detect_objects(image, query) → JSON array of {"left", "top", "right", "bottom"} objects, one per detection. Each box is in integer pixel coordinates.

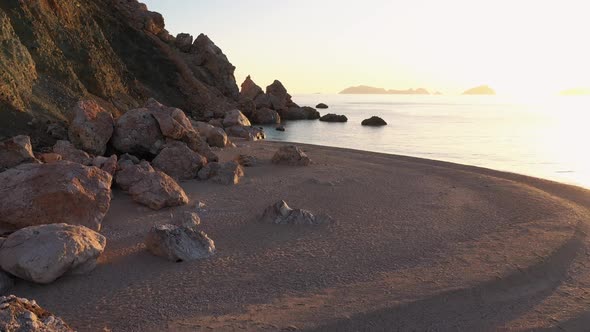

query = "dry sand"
[{"left": 10, "top": 141, "right": 590, "bottom": 331}]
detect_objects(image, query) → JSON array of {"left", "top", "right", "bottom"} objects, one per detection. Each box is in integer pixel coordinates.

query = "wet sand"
[{"left": 10, "top": 141, "right": 590, "bottom": 331}]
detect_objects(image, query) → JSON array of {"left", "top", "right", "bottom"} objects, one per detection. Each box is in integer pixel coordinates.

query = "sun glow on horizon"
[{"left": 143, "top": 0, "right": 590, "bottom": 96}]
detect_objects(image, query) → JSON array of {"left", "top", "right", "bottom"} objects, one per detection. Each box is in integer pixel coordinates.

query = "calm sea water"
[{"left": 260, "top": 94, "right": 590, "bottom": 189}]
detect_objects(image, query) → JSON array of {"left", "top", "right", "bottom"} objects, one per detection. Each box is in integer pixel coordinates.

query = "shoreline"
[{"left": 10, "top": 140, "right": 590, "bottom": 331}]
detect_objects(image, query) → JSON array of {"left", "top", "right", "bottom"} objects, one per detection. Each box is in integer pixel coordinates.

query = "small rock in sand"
[
  {"left": 235, "top": 154, "right": 257, "bottom": 167},
  {"left": 272, "top": 145, "right": 311, "bottom": 166},
  {"left": 173, "top": 211, "right": 201, "bottom": 228},
  {"left": 0, "top": 295, "right": 74, "bottom": 331},
  {"left": 145, "top": 224, "right": 215, "bottom": 262},
  {"left": 261, "top": 200, "right": 326, "bottom": 225}
]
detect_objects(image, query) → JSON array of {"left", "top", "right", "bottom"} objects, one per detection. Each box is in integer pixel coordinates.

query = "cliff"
[
  {"left": 339, "top": 85, "right": 430, "bottom": 95},
  {"left": 0, "top": 0, "right": 238, "bottom": 146}
]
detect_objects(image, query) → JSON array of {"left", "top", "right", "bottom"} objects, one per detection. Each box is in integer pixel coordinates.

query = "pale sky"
[{"left": 142, "top": 0, "right": 590, "bottom": 95}]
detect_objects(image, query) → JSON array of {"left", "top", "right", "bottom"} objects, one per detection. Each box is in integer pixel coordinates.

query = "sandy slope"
[{"left": 10, "top": 141, "right": 590, "bottom": 331}]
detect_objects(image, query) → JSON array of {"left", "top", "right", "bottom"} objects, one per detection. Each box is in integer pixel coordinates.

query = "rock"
[
  {"left": 118, "top": 153, "right": 140, "bottom": 169},
  {"left": 0, "top": 295, "right": 74, "bottom": 331},
  {"left": 0, "top": 162, "right": 112, "bottom": 232},
  {"left": 225, "top": 126, "right": 265, "bottom": 141},
  {"left": 92, "top": 154, "right": 118, "bottom": 175},
  {"left": 266, "top": 80, "right": 291, "bottom": 111},
  {"left": 361, "top": 116, "right": 387, "bottom": 126},
  {"left": 175, "top": 33, "right": 193, "bottom": 52},
  {"left": 235, "top": 154, "right": 258, "bottom": 167},
  {"left": 46, "top": 122, "right": 68, "bottom": 140},
  {"left": 251, "top": 108, "right": 281, "bottom": 124},
  {"left": 111, "top": 108, "right": 165, "bottom": 157},
  {"left": 261, "top": 200, "right": 324, "bottom": 225},
  {"left": 198, "top": 161, "right": 244, "bottom": 185},
  {"left": 115, "top": 161, "right": 188, "bottom": 210},
  {"left": 193, "top": 121, "right": 229, "bottom": 148},
  {"left": 208, "top": 118, "right": 224, "bottom": 128},
  {"left": 152, "top": 141, "right": 206, "bottom": 180},
  {"left": 272, "top": 145, "right": 311, "bottom": 166},
  {"left": 276, "top": 125, "right": 286, "bottom": 132},
  {"left": 238, "top": 96, "right": 256, "bottom": 118},
  {"left": 144, "top": 98, "right": 196, "bottom": 142},
  {"left": 240, "top": 75, "right": 264, "bottom": 100},
  {"left": 223, "top": 110, "right": 251, "bottom": 128},
  {"left": 254, "top": 93, "right": 273, "bottom": 109},
  {"left": 52, "top": 140, "right": 92, "bottom": 165},
  {"left": 316, "top": 103, "right": 329, "bottom": 109},
  {"left": 320, "top": 113, "right": 348, "bottom": 122},
  {"left": 68, "top": 100, "right": 114, "bottom": 155},
  {"left": 0, "top": 224, "right": 106, "bottom": 284},
  {"left": 0, "top": 271, "right": 13, "bottom": 295},
  {"left": 173, "top": 211, "right": 201, "bottom": 228},
  {"left": 145, "top": 224, "right": 215, "bottom": 262},
  {"left": 280, "top": 107, "right": 320, "bottom": 120},
  {"left": 38, "top": 153, "right": 62, "bottom": 164},
  {"left": 193, "top": 141, "right": 219, "bottom": 163},
  {"left": 0, "top": 135, "right": 38, "bottom": 171}
]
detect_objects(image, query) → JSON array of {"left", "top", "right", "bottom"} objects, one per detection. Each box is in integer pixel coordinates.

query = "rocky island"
[
  {"left": 462, "top": 85, "right": 496, "bottom": 95},
  {"left": 0, "top": 1, "right": 589, "bottom": 332},
  {"left": 339, "top": 85, "right": 431, "bottom": 95}
]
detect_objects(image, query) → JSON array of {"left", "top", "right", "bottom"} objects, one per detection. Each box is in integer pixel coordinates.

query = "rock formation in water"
[
  {"left": 339, "top": 85, "right": 430, "bottom": 95},
  {"left": 0, "top": 0, "right": 239, "bottom": 147},
  {"left": 462, "top": 85, "right": 496, "bottom": 95}
]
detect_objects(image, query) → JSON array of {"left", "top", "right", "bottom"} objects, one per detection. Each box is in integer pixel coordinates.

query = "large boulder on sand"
[
  {"left": 144, "top": 98, "right": 196, "bottom": 142},
  {"left": 0, "top": 162, "right": 112, "bottom": 232},
  {"left": 250, "top": 107, "right": 281, "bottom": 124},
  {"left": 223, "top": 110, "right": 251, "bottom": 128},
  {"left": 115, "top": 161, "right": 188, "bottom": 210},
  {"left": 261, "top": 200, "right": 326, "bottom": 225},
  {"left": 193, "top": 121, "right": 229, "bottom": 148},
  {"left": 68, "top": 100, "right": 114, "bottom": 155},
  {"left": 198, "top": 161, "right": 244, "bottom": 185},
  {"left": 361, "top": 116, "right": 387, "bottom": 126},
  {"left": 272, "top": 145, "right": 311, "bottom": 166},
  {"left": 145, "top": 223, "right": 215, "bottom": 262},
  {"left": 111, "top": 107, "right": 165, "bottom": 156},
  {"left": 0, "top": 135, "right": 38, "bottom": 171},
  {"left": 53, "top": 140, "right": 92, "bottom": 165},
  {"left": 0, "top": 295, "right": 74, "bottom": 331},
  {"left": 225, "top": 126, "right": 265, "bottom": 141},
  {"left": 152, "top": 141, "right": 206, "bottom": 180},
  {"left": 320, "top": 113, "right": 348, "bottom": 122},
  {"left": 0, "top": 224, "right": 106, "bottom": 284}
]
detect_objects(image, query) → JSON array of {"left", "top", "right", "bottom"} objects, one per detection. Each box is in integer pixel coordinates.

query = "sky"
[{"left": 142, "top": 0, "right": 590, "bottom": 95}]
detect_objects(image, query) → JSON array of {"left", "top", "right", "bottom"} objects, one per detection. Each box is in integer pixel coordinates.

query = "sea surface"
[{"left": 260, "top": 94, "right": 590, "bottom": 189}]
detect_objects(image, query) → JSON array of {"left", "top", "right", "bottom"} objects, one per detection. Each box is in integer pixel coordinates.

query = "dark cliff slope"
[{"left": 0, "top": 0, "right": 238, "bottom": 145}]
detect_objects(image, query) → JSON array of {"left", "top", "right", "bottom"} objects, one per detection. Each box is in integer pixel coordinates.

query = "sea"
[{"left": 260, "top": 94, "right": 590, "bottom": 189}]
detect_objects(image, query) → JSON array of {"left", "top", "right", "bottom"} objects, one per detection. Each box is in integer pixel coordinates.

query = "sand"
[{"left": 10, "top": 141, "right": 590, "bottom": 331}]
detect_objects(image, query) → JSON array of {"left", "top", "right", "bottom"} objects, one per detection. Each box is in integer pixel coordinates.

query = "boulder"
[
  {"left": 144, "top": 98, "right": 196, "bottom": 142},
  {"left": 280, "top": 106, "right": 320, "bottom": 120},
  {"left": 118, "top": 153, "right": 140, "bottom": 168},
  {"left": 38, "top": 153, "right": 62, "bottom": 164},
  {"left": 92, "top": 155, "right": 118, "bottom": 175},
  {"left": 320, "top": 113, "right": 348, "bottom": 122},
  {"left": 240, "top": 75, "right": 264, "bottom": 100},
  {"left": 251, "top": 108, "right": 281, "bottom": 124},
  {"left": 361, "top": 116, "right": 387, "bottom": 126},
  {"left": 68, "top": 100, "right": 114, "bottom": 155},
  {"left": 193, "top": 121, "right": 229, "bottom": 148},
  {"left": 208, "top": 118, "right": 224, "bottom": 128},
  {"left": 261, "top": 200, "right": 324, "bottom": 225},
  {"left": 238, "top": 96, "right": 256, "bottom": 118},
  {"left": 145, "top": 224, "right": 215, "bottom": 262},
  {"left": 111, "top": 107, "right": 165, "bottom": 157},
  {"left": 0, "top": 135, "right": 38, "bottom": 171},
  {"left": 193, "top": 141, "right": 219, "bottom": 163},
  {"left": 115, "top": 161, "right": 188, "bottom": 210},
  {"left": 152, "top": 141, "right": 206, "bottom": 180},
  {"left": 173, "top": 211, "right": 201, "bottom": 228},
  {"left": 301, "top": 106, "right": 321, "bottom": 120},
  {"left": 52, "top": 140, "right": 92, "bottom": 165},
  {"left": 225, "top": 126, "right": 265, "bottom": 141},
  {"left": 0, "top": 224, "right": 106, "bottom": 284},
  {"left": 223, "top": 110, "right": 251, "bottom": 128},
  {"left": 175, "top": 33, "right": 193, "bottom": 52},
  {"left": 0, "top": 295, "right": 74, "bottom": 332},
  {"left": 316, "top": 103, "right": 329, "bottom": 109},
  {"left": 272, "top": 145, "right": 311, "bottom": 166},
  {"left": 198, "top": 161, "right": 244, "bottom": 185},
  {"left": 0, "top": 162, "right": 112, "bottom": 232},
  {"left": 253, "top": 93, "right": 273, "bottom": 110},
  {"left": 266, "top": 80, "right": 291, "bottom": 111},
  {"left": 235, "top": 154, "right": 258, "bottom": 167}
]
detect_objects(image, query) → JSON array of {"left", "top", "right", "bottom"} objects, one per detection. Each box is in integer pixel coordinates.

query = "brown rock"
[
  {"left": 280, "top": 107, "right": 320, "bottom": 120},
  {"left": 145, "top": 223, "right": 215, "bottom": 262},
  {"left": 144, "top": 98, "right": 196, "bottom": 142},
  {"left": 68, "top": 100, "right": 114, "bottom": 155},
  {"left": 320, "top": 113, "right": 348, "bottom": 122},
  {"left": 235, "top": 154, "right": 258, "bottom": 167},
  {"left": 272, "top": 145, "right": 311, "bottom": 166},
  {"left": 238, "top": 96, "right": 256, "bottom": 118},
  {"left": 240, "top": 75, "right": 264, "bottom": 100},
  {"left": 152, "top": 141, "right": 206, "bottom": 180},
  {"left": 198, "top": 161, "right": 244, "bottom": 185},
  {"left": 266, "top": 80, "right": 292, "bottom": 111},
  {"left": 0, "top": 135, "right": 38, "bottom": 171},
  {"left": 361, "top": 116, "right": 388, "bottom": 126},
  {"left": 53, "top": 140, "right": 93, "bottom": 165},
  {"left": 251, "top": 108, "right": 281, "bottom": 124},
  {"left": 225, "top": 125, "right": 265, "bottom": 141},
  {"left": 0, "top": 295, "right": 74, "bottom": 331},
  {"left": 92, "top": 154, "right": 118, "bottom": 175},
  {"left": 0, "top": 161, "right": 112, "bottom": 232},
  {"left": 38, "top": 153, "right": 62, "bottom": 164},
  {"left": 193, "top": 121, "right": 229, "bottom": 148},
  {"left": 316, "top": 103, "right": 329, "bottom": 109},
  {"left": 111, "top": 107, "right": 165, "bottom": 156},
  {"left": 175, "top": 33, "right": 193, "bottom": 52},
  {"left": 223, "top": 110, "right": 251, "bottom": 128}
]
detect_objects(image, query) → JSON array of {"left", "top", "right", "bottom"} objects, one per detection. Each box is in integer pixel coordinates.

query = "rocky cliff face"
[{"left": 0, "top": 0, "right": 239, "bottom": 147}]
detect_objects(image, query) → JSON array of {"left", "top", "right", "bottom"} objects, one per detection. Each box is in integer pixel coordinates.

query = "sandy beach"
[{"left": 7, "top": 141, "right": 590, "bottom": 331}]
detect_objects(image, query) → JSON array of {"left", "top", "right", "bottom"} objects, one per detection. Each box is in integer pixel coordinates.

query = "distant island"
[
  {"left": 462, "top": 85, "right": 496, "bottom": 95},
  {"left": 560, "top": 88, "right": 590, "bottom": 96},
  {"left": 340, "top": 85, "right": 431, "bottom": 95}
]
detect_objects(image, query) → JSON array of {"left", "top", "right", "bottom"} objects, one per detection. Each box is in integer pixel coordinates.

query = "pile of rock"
[
  {"left": 0, "top": 295, "right": 74, "bottom": 331},
  {"left": 239, "top": 76, "right": 320, "bottom": 123}
]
